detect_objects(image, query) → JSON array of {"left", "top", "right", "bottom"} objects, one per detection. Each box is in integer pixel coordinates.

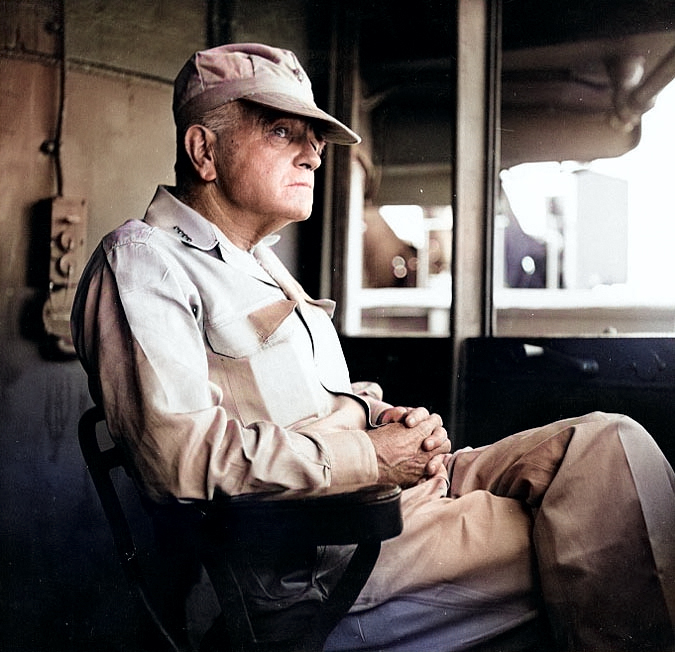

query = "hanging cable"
[
  {"left": 41, "top": 0, "right": 66, "bottom": 196},
  {"left": 53, "top": 0, "right": 66, "bottom": 197}
]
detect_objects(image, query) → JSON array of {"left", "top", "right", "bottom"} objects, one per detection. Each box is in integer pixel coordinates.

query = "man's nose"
[{"left": 296, "top": 133, "right": 323, "bottom": 171}]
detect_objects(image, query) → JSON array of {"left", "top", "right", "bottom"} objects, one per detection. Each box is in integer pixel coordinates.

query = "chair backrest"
[{"left": 78, "top": 406, "right": 188, "bottom": 652}]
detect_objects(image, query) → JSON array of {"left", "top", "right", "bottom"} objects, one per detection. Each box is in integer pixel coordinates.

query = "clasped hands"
[{"left": 368, "top": 406, "right": 451, "bottom": 488}]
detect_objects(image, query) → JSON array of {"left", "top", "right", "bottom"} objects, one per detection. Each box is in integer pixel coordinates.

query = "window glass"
[
  {"left": 352, "top": 203, "right": 452, "bottom": 336},
  {"left": 494, "top": 78, "right": 675, "bottom": 336},
  {"left": 339, "top": 2, "right": 456, "bottom": 338}
]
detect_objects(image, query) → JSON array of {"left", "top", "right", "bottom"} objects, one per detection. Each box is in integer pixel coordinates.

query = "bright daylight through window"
[{"left": 495, "top": 78, "right": 675, "bottom": 336}]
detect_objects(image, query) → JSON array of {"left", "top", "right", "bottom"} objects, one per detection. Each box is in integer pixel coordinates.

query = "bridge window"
[{"left": 494, "top": 77, "right": 675, "bottom": 336}]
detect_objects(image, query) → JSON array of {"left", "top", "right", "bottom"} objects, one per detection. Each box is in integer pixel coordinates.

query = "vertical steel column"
[
  {"left": 450, "top": 0, "right": 501, "bottom": 439},
  {"left": 321, "top": 4, "right": 360, "bottom": 320}
]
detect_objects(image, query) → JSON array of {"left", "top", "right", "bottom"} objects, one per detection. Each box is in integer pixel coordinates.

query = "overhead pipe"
[{"left": 610, "top": 43, "right": 675, "bottom": 131}]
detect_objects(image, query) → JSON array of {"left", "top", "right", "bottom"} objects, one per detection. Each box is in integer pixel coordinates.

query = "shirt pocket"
[
  {"left": 205, "top": 299, "right": 298, "bottom": 358},
  {"left": 204, "top": 299, "right": 325, "bottom": 427}
]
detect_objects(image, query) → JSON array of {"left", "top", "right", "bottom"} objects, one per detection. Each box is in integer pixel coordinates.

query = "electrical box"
[{"left": 42, "top": 196, "right": 87, "bottom": 352}]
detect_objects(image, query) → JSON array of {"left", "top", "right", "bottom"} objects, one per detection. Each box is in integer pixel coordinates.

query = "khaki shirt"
[{"left": 72, "top": 186, "right": 384, "bottom": 503}]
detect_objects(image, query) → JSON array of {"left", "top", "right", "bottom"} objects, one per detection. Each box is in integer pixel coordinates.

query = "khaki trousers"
[{"left": 348, "top": 412, "right": 675, "bottom": 651}]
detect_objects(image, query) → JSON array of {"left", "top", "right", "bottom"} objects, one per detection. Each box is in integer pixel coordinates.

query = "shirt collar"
[
  {"left": 144, "top": 186, "right": 279, "bottom": 285},
  {"left": 144, "top": 186, "right": 220, "bottom": 251}
]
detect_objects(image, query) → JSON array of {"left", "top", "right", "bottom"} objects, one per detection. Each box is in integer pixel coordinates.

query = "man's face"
[{"left": 213, "top": 110, "right": 326, "bottom": 235}]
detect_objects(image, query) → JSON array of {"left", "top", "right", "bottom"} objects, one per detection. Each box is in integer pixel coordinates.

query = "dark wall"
[
  {"left": 0, "top": 1, "right": 204, "bottom": 646},
  {"left": 341, "top": 337, "right": 454, "bottom": 426},
  {"left": 457, "top": 337, "right": 675, "bottom": 466},
  {"left": 0, "top": 343, "right": 142, "bottom": 650}
]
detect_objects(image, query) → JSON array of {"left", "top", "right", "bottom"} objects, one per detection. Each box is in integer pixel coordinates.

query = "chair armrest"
[{"left": 200, "top": 483, "right": 403, "bottom": 546}]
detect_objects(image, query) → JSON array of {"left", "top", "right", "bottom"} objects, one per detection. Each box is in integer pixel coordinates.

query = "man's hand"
[
  {"left": 377, "top": 406, "right": 448, "bottom": 454},
  {"left": 368, "top": 409, "right": 451, "bottom": 488}
]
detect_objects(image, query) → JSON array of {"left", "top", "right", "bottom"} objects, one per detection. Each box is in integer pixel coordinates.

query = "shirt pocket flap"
[
  {"left": 206, "top": 299, "right": 298, "bottom": 358},
  {"left": 248, "top": 299, "right": 298, "bottom": 342}
]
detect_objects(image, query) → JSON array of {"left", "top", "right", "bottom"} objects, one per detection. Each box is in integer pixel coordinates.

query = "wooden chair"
[{"left": 78, "top": 406, "right": 403, "bottom": 652}]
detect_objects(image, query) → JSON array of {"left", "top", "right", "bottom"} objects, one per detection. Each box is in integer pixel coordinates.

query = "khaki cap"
[{"left": 173, "top": 43, "right": 360, "bottom": 145}]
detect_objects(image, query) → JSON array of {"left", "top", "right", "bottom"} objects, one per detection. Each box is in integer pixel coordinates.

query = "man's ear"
[{"left": 184, "top": 125, "right": 218, "bottom": 182}]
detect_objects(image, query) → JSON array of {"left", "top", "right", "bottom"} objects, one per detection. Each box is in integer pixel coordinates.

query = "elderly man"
[{"left": 72, "top": 43, "right": 675, "bottom": 651}]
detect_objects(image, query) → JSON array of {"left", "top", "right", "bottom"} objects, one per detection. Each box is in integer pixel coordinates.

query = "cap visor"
[{"left": 246, "top": 92, "right": 361, "bottom": 145}]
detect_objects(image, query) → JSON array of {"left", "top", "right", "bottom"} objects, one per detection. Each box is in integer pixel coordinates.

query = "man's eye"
[{"left": 271, "top": 125, "right": 291, "bottom": 140}]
